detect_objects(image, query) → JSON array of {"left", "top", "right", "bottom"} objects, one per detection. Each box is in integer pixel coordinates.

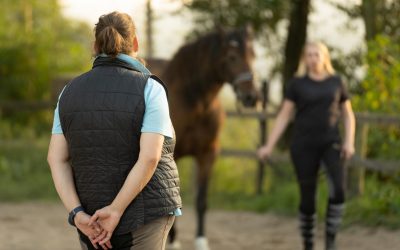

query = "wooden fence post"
[
  {"left": 256, "top": 80, "right": 269, "bottom": 195},
  {"left": 347, "top": 122, "right": 369, "bottom": 196}
]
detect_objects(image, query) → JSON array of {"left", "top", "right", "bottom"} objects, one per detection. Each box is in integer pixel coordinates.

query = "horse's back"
[{"left": 144, "top": 57, "right": 169, "bottom": 77}]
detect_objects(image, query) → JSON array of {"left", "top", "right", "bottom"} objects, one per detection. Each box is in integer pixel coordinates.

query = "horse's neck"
[
  {"left": 163, "top": 58, "right": 224, "bottom": 107},
  {"left": 177, "top": 75, "right": 224, "bottom": 108}
]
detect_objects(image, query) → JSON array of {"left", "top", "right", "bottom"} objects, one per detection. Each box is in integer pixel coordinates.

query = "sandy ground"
[{"left": 0, "top": 202, "right": 399, "bottom": 250}]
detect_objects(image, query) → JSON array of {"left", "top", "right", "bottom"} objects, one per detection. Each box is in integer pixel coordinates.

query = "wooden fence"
[
  {"left": 1, "top": 80, "right": 399, "bottom": 196},
  {"left": 221, "top": 81, "right": 400, "bottom": 195}
]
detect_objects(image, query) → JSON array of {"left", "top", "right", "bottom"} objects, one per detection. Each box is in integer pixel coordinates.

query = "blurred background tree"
[
  {"left": 183, "top": 0, "right": 311, "bottom": 91},
  {"left": 0, "top": 0, "right": 91, "bottom": 131},
  {"left": 332, "top": 0, "right": 400, "bottom": 42},
  {"left": 0, "top": 0, "right": 398, "bottom": 228},
  {"left": 332, "top": 0, "right": 400, "bottom": 160}
]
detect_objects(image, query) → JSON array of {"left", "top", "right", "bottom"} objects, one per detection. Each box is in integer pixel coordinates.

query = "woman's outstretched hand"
[
  {"left": 89, "top": 205, "right": 122, "bottom": 246},
  {"left": 257, "top": 145, "right": 272, "bottom": 161},
  {"left": 75, "top": 212, "right": 113, "bottom": 250},
  {"left": 341, "top": 142, "right": 355, "bottom": 160}
]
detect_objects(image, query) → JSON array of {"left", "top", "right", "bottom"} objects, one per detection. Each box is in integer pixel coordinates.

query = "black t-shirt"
[{"left": 285, "top": 75, "right": 349, "bottom": 141}]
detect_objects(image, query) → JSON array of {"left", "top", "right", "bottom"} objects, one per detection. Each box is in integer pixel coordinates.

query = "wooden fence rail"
[
  {"left": 222, "top": 80, "right": 400, "bottom": 195},
  {"left": 1, "top": 81, "right": 400, "bottom": 196}
]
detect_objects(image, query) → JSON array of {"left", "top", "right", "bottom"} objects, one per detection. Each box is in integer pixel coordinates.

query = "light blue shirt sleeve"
[
  {"left": 142, "top": 78, "right": 174, "bottom": 138},
  {"left": 51, "top": 87, "right": 65, "bottom": 134},
  {"left": 51, "top": 79, "right": 173, "bottom": 138}
]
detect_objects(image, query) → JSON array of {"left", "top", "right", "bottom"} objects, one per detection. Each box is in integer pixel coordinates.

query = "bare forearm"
[
  {"left": 49, "top": 161, "right": 81, "bottom": 212},
  {"left": 343, "top": 111, "right": 355, "bottom": 145},
  {"left": 265, "top": 112, "right": 291, "bottom": 150},
  {"left": 110, "top": 159, "right": 158, "bottom": 214}
]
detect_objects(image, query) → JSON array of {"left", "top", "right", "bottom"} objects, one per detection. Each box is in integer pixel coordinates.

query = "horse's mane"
[{"left": 162, "top": 29, "right": 248, "bottom": 105}]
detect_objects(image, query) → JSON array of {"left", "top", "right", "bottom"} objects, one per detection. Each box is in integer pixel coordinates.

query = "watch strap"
[{"left": 68, "top": 205, "right": 84, "bottom": 227}]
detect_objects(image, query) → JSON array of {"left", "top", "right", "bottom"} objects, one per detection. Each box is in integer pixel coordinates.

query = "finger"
[
  {"left": 340, "top": 149, "right": 345, "bottom": 159},
  {"left": 97, "top": 230, "right": 108, "bottom": 242},
  {"left": 105, "top": 240, "right": 113, "bottom": 249},
  {"left": 100, "top": 243, "right": 108, "bottom": 250},
  {"left": 89, "top": 238, "right": 99, "bottom": 249},
  {"left": 100, "top": 231, "right": 113, "bottom": 245},
  {"left": 345, "top": 151, "right": 351, "bottom": 160},
  {"left": 93, "top": 230, "right": 107, "bottom": 244},
  {"left": 92, "top": 223, "right": 103, "bottom": 234},
  {"left": 89, "top": 212, "right": 100, "bottom": 226},
  {"left": 257, "top": 150, "right": 265, "bottom": 160}
]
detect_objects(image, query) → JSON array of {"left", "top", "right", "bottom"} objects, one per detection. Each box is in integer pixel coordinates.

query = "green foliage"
[
  {"left": 177, "top": 155, "right": 400, "bottom": 229},
  {"left": 345, "top": 173, "right": 400, "bottom": 229},
  {"left": 330, "top": 0, "right": 400, "bottom": 42},
  {"left": 0, "top": 0, "right": 92, "bottom": 102},
  {"left": 0, "top": 122, "right": 399, "bottom": 228},
  {"left": 353, "top": 35, "right": 400, "bottom": 113},
  {"left": 366, "top": 125, "right": 400, "bottom": 159},
  {"left": 174, "top": 117, "right": 400, "bottom": 228},
  {"left": 351, "top": 35, "right": 400, "bottom": 160},
  {"left": 184, "top": 0, "right": 289, "bottom": 36},
  {"left": 0, "top": 137, "right": 57, "bottom": 201}
]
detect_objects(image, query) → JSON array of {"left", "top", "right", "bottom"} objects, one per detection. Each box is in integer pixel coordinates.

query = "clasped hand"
[{"left": 75, "top": 206, "right": 122, "bottom": 250}]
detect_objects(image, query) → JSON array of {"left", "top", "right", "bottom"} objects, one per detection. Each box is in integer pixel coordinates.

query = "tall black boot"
[
  {"left": 299, "top": 213, "right": 316, "bottom": 250},
  {"left": 325, "top": 203, "right": 345, "bottom": 250}
]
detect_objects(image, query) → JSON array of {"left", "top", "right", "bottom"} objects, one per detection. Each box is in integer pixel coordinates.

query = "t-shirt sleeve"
[
  {"left": 51, "top": 87, "right": 66, "bottom": 134},
  {"left": 339, "top": 77, "right": 350, "bottom": 103},
  {"left": 284, "top": 79, "right": 297, "bottom": 102},
  {"left": 142, "top": 78, "right": 174, "bottom": 138}
]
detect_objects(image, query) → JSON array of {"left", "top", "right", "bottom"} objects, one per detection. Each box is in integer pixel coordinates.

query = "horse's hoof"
[
  {"left": 195, "top": 237, "right": 210, "bottom": 250},
  {"left": 166, "top": 240, "right": 181, "bottom": 250}
]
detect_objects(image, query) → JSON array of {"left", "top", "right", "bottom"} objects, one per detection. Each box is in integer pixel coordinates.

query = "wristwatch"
[{"left": 68, "top": 205, "right": 84, "bottom": 227}]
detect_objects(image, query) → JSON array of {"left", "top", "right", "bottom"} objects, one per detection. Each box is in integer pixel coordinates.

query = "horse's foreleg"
[{"left": 194, "top": 151, "right": 216, "bottom": 250}]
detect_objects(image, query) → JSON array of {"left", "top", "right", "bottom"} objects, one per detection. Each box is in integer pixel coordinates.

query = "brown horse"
[{"left": 147, "top": 27, "right": 258, "bottom": 250}]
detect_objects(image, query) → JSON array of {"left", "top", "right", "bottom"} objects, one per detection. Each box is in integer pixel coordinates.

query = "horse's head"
[{"left": 218, "top": 26, "right": 259, "bottom": 107}]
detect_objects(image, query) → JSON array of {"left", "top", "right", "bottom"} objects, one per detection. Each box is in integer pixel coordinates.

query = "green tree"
[
  {"left": 353, "top": 36, "right": 400, "bottom": 160},
  {"left": 184, "top": 0, "right": 289, "bottom": 36},
  {"left": 0, "top": 0, "right": 92, "bottom": 102},
  {"left": 331, "top": 0, "right": 400, "bottom": 42},
  {"left": 182, "top": 0, "right": 300, "bottom": 83},
  {"left": 353, "top": 35, "right": 400, "bottom": 113}
]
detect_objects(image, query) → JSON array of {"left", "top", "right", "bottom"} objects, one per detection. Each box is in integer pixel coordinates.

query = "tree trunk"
[
  {"left": 282, "top": 0, "right": 310, "bottom": 89},
  {"left": 280, "top": 0, "right": 310, "bottom": 148},
  {"left": 145, "top": 0, "right": 154, "bottom": 58},
  {"left": 361, "top": 0, "right": 378, "bottom": 40}
]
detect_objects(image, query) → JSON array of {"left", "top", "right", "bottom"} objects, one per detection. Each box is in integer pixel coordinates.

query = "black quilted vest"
[{"left": 59, "top": 57, "right": 182, "bottom": 235}]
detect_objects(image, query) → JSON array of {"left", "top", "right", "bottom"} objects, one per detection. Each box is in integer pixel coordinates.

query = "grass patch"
[
  {"left": 0, "top": 123, "right": 399, "bottom": 229},
  {"left": 0, "top": 137, "right": 58, "bottom": 201},
  {"left": 176, "top": 156, "right": 400, "bottom": 229}
]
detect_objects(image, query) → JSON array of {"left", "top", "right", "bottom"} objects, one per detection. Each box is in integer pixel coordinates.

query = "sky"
[
  {"left": 60, "top": 0, "right": 192, "bottom": 59},
  {"left": 60, "top": 0, "right": 365, "bottom": 103}
]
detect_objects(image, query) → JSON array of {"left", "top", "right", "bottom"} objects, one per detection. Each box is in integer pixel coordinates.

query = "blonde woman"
[{"left": 258, "top": 42, "right": 355, "bottom": 250}]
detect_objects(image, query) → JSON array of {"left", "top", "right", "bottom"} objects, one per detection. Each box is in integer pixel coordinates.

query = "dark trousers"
[
  {"left": 290, "top": 140, "right": 346, "bottom": 215},
  {"left": 290, "top": 139, "right": 346, "bottom": 248}
]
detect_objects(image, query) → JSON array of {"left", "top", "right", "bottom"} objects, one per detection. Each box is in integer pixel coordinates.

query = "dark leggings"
[{"left": 290, "top": 140, "right": 346, "bottom": 216}]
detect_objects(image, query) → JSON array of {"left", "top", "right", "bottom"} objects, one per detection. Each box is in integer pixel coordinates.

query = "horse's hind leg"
[{"left": 194, "top": 151, "right": 216, "bottom": 250}]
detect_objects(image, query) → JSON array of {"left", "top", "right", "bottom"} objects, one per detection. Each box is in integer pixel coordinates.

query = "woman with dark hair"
[
  {"left": 48, "top": 11, "right": 182, "bottom": 250},
  {"left": 258, "top": 42, "right": 356, "bottom": 250}
]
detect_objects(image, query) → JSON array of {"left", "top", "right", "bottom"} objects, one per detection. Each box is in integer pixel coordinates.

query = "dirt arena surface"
[{"left": 0, "top": 202, "right": 398, "bottom": 250}]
